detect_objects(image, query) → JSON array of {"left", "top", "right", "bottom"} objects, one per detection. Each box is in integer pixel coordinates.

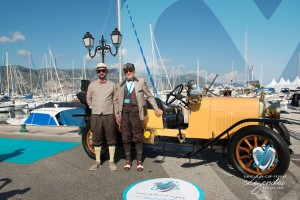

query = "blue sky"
[{"left": 1, "top": 0, "right": 300, "bottom": 86}]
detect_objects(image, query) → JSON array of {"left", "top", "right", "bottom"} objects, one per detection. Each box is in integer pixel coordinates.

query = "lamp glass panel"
[
  {"left": 84, "top": 37, "right": 94, "bottom": 48},
  {"left": 111, "top": 34, "right": 119, "bottom": 45}
]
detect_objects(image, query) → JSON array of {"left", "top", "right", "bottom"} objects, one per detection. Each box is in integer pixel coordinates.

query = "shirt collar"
[
  {"left": 98, "top": 79, "right": 107, "bottom": 84},
  {"left": 121, "top": 77, "right": 139, "bottom": 87}
]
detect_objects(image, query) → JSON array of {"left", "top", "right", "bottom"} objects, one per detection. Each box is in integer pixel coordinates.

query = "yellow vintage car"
[{"left": 79, "top": 81, "right": 292, "bottom": 180}]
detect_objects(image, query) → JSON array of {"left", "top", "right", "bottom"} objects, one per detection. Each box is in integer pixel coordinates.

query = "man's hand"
[
  {"left": 154, "top": 108, "right": 163, "bottom": 116},
  {"left": 116, "top": 116, "right": 121, "bottom": 126}
]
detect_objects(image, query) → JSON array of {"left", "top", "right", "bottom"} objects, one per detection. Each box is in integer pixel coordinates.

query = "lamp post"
[{"left": 82, "top": 28, "right": 122, "bottom": 62}]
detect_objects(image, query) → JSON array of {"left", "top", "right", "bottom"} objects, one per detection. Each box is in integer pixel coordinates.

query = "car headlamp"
[{"left": 265, "top": 101, "right": 280, "bottom": 119}]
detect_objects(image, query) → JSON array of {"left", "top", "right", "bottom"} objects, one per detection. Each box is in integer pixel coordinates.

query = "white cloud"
[
  {"left": 0, "top": 31, "right": 26, "bottom": 44},
  {"left": 126, "top": 54, "right": 248, "bottom": 86},
  {"left": 130, "top": 56, "right": 175, "bottom": 76},
  {"left": 209, "top": 71, "right": 244, "bottom": 84},
  {"left": 121, "top": 48, "right": 127, "bottom": 56},
  {"left": 109, "top": 62, "right": 120, "bottom": 69},
  {"left": 177, "top": 68, "right": 245, "bottom": 85},
  {"left": 83, "top": 52, "right": 104, "bottom": 63},
  {"left": 83, "top": 53, "right": 94, "bottom": 62},
  {"left": 54, "top": 53, "right": 64, "bottom": 59},
  {"left": 17, "top": 49, "right": 29, "bottom": 56}
]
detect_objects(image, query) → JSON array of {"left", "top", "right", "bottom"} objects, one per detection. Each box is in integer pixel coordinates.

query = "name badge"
[{"left": 124, "top": 98, "right": 131, "bottom": 104}]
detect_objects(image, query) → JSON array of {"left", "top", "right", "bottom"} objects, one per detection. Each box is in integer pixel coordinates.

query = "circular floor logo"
[{"left": 123, "top": 178, "right": 204, "bottom": 200}]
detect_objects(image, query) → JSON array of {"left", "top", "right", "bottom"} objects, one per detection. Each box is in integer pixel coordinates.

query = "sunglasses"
[
  {"left": 123, "top": 69, "right": 133, "bottom": 73},
  {"left": 96, "top": 69, "right": 106, "bottom": 73}
]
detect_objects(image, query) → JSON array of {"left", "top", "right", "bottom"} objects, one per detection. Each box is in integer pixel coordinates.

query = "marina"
[{"left": 1, "top": 0, "right": 300, "bottom": 199}]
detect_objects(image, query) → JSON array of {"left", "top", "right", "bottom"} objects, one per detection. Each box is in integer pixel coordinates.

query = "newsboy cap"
[{"left": 123, "top": 63, "right": 135, "bottom": 71}]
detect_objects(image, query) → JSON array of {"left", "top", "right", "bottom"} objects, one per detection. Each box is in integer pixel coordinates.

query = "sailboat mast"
[
  {"left": 197, "top": 58, "right": 200, "bottom": 86},
  {"left": 72, "top": 62, "right": 75, "bottom": 93},
  {"left": 260, "top": 63, "right": 263, "bottom": 86},
  {"left": 244, "top": 26, "right": 248, "bottom": 90},
  {"left": 251, "top": 65, "right": 254, "bottom": 87},
  {"left": 205, "top": 71, "right": 207, "bottom": 88},
  {"left": 28, "top": 50, "right": 32, "bottom": 93},
  {"left": 152, "top": 34, "right": 172, "bottom": 90},
  {"left": 231, "top": 61, "right": 234, "bottom": 86},
  {"left": 5, "top": 50, "right": 9, "bottom": 96},
  {"left": 10, "top": 63, "right": 14, "bottom": 95},
  {"left": 45, "top": 54, "right": 50, "bottom": 95},
  {"left": 117, "top": 0, "right": 122, "bottom": 82},
  {"left": 172, "top": 65, "right": 175, "bottom": 88},
  {"left": 49, "top": 46, "right": 65, "bottom": 99},
  {"left": 150, "top": 23, "right": 157, "bottom": 94},
  {"left": 298, "top": 52, "right": 300, "bottom": 85}
]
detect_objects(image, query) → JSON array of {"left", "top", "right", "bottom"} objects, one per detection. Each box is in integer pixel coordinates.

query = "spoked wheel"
[
  {"left": 228, "top": 125, "right": 290, "bottom": 180},
  {"left": 82, "top": 124, "right": 95, "bottom": 159},
  {"left": 81, "top": 124, "right": 108, "bottom": 160}
]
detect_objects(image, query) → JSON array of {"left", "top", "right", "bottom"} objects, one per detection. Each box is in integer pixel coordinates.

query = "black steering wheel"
[{"left": 166, "top": 84, "right": 187, "bottom": 106}]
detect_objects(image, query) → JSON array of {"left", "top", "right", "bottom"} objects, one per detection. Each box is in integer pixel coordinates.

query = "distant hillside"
[{"left": 0, "top": 65, "right": 205, "bottom": 95}]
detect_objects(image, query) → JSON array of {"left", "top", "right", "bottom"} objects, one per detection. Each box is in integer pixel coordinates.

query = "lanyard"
[{"left": 125, "top": 81, "right": 134, "bottom": 96}]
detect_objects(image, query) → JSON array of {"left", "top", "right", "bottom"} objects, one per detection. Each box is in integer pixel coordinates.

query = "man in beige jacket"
[
  {"left": 115, "top": 63, "right": 163, "bottom": 171},
  {"left": 87, "top": 63, "right": 117, "bottom": 171}
]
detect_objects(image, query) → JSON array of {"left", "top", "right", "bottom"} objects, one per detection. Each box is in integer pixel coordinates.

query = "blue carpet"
[{"left": 0, "top": 138, "right": 81, "bottom": 164}]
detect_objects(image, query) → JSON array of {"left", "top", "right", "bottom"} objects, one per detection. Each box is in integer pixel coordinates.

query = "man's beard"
[{"left": 99, "top": 75, "right": 106, "bottom": 80}]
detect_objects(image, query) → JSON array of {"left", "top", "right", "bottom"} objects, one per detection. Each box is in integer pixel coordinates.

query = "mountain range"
[{"left": 0, "top": 65, "right": 205, "bottom": 95}]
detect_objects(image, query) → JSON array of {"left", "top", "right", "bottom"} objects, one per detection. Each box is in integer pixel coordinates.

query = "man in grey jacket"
[
  {"left": 86, "top": 63, "right": 117, "bottom": 171},
  {"left": 115, "top": 63, "right": 163, "bottom": 171}
]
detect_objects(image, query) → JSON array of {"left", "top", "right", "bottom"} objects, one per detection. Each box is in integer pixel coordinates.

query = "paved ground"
[{"left": 0, "top": 108, "right": 299, "bottom": 200}]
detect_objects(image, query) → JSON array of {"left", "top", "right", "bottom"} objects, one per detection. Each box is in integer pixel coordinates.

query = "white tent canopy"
[
  {"left": 277, "top": 77, "right": 287, "bottom": 86},
  {"left": 265, "top": 78, "right": 277, "bottom": 88},
  {"left": 292, "top": 76, "right": 300, "bottom": 86},
  {"left": 265, "top": 76, "right": 300, "bottom": 92}
]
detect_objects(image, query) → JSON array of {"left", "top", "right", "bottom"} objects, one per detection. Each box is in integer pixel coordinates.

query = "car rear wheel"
[
  {"left": 82, "top": 124, "right": 107, "bottom": 160},
  {"left": 228, "top": 125, "right": 290, "bottom": 180}
]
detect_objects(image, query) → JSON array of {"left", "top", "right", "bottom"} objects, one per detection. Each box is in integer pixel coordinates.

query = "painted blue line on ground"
[{"left": 0, "top": 138, "right": 80, "bottom": 164}]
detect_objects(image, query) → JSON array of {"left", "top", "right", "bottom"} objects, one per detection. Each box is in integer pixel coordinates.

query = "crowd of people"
[{"left": 86, "top": 62, "right": 163, "bottom": 172}]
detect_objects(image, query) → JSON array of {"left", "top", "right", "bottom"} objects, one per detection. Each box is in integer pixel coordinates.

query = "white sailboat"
[
  {"left": 0, "top": 51, "right": 15, "bottom": 113},
  {"left": 149, "top": 23, "right": 173, "bottom": 101},
  {"left": 0, "top": 103, "right": 14, "bottom": 112}
]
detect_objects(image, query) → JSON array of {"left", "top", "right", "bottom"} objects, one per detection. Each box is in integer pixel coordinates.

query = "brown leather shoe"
[
  {"left": 124, "top": 160, "right": 132, "bottom": 171},
  {"left": 137, "top": 161, "right": 144, "bottom": 171}
]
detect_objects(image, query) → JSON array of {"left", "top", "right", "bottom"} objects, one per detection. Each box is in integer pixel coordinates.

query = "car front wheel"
[{"left": 228, "top": 125, "right": 290, "bottom": 180}]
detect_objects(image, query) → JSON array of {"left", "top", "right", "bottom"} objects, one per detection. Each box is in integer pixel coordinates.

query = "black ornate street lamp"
[{"left": 82, "top": 28, "right": 122, "bottom": 62}]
